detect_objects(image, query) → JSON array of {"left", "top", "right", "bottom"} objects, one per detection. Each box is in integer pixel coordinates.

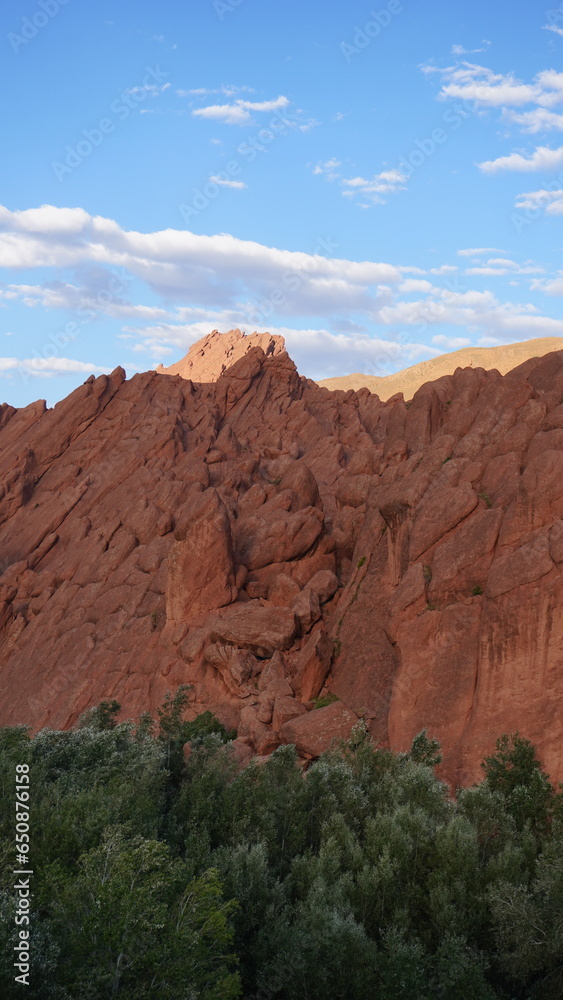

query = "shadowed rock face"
[{"left": 1, "top": 335, "right": 563, "bottom": 787}]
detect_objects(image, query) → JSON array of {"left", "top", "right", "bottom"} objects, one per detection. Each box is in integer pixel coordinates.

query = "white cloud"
[
  {"left": 192, "top": 95, "right": 289, "bottom": 125},
  {"left": 2, "top": 205, "right": 563, "bottom": 379},
  {"left": 0, "top": 205, "right": 90, "bottom": 235},
  {"left": 486, "top": 257, "right": 519, "bottom": 268},
  {"left": 422, "top": 61, "right": 541, "bottom": 108},
  {"left": 341, "top": 169, "right": 408, "bottom": 205},
  {"left": 544, "top": 24, "right": 563, "bottom": 37},
  {"left": 451, "top": 41, "right": 490, "bottom": 56},
  {"left": 457, "top": 247, "right": 506, "bottom": 257},
  {"left": 532, "top": 275, "right": 563, "bottom": 296},
  {"left": 279, "top": 327, "right": 439, "bottom": 378},
  {"left": 465, "top": 267, "right": 512, "bottom": 276},
  {"left": 178, "top": 85, "right": 255, "bottom": 97},
  {"left": 192, "top": 103, "right": 250, "bottom": 125},
  {"left": 312, "top": 158, "right": 341, "bottom": 179},
  {"left": 399, "top": 279, "right": 435, "bottom": 293},
  {"left": 208, "top": 175, "right": 247, "bottom": 190},
  {"left": 0, "top": 205, "right": 403, "bottom": 314},
  {"left": 377, "top": 285, "right": 563, "bottom": 341},
  {"left": 424, "top": 60, "right": 563, "bottom": 184},
  {"left": 464, "top": 259, "right": 543, "bottom": 277},
  {"left": 515, "top": 188, "right": 563, "bottom": 213},
  {"left": 479, "top": 144, "right": 563, "bottom": 173},
  {"left": 126, "top": 82, "right": 170, "bottom": 98},
  {"left": 424, "top": 62, "right": 563, "bottom": 111},
  {"left": 506, "top": 108, "right": 563, "bottom": 133},
  {"left": 313, "top": 160, "right": 408, "bottom": 206},
  {"left": 423, "top": 58, "right": 563, "bottom": 199},
  {"left": 432, "top": 334, "right": 471, "bottom": 348},
  {"left": 0, "top": 357, "right": 110, "bottom": 378},
  {"left": 2, "top": 277, "right": 168, "bottom": 322}
]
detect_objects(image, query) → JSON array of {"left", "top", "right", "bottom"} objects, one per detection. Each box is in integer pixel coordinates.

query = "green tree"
[
  {"left": 482, "top": 733, "right": 555, "bottom": 835},
  {"left": 77, "top": 700, "right": 121, "bottom": 731},
  {"left": 409, "top": 729, "right": 442, "bottom": 768},
  {"left": 44, "top": 829, "right": 240, "bottom": 999},
  {"left": 490, "top": 834, "right": 563, "bottom": 999}
]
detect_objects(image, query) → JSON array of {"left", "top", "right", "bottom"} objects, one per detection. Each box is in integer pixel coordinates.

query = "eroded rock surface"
[
  {"left": 1, "top": 335, "right": 563, "bottom": 786},
  {"left": 156, "top": 327, "right": 284, "bottom": 382}
]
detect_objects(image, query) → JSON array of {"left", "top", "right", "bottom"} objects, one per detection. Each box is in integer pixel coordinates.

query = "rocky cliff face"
[{"left": 1, "top": 336, "right": 562, "bottom": 787}]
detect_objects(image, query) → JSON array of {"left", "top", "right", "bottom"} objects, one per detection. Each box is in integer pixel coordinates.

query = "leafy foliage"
[{"left": 0, "top": 704, "right": 561, "bottom": 999}]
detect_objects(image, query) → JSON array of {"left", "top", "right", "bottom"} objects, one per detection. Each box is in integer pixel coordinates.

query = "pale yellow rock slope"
[{"left": 317, "top": 337, "right": 563, "bottom": 400}]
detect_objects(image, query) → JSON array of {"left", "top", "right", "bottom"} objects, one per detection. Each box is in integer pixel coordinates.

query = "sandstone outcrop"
[
  {"left": 278, "top": 701, "right": 359, "bottom": 757},
  {"left": 1, "top": 333, "right": 563, "bottom": 787},
  {"left": 156, "top": 327, "right": 284, "bottom": 382}
]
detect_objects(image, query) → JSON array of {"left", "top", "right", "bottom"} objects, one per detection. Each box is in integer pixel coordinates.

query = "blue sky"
[{"left": 3, "top": 0, "right": 563, "bottom": 407}]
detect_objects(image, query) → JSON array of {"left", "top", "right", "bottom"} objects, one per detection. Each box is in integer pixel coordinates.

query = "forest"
[{"left": 1, "top": 691, "right": 562, "bottom": 1000}]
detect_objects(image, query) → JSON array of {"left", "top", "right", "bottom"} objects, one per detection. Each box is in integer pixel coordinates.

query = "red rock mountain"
[
  {"left": 155, "top": 328, "right": 285, "bottom": 381},
  {"left": 1, "top": 333, "right": 562, "bottom": 787}
]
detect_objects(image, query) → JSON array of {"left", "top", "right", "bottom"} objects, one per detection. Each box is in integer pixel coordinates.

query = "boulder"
[
  {"left": 291, "top": 587, "right": 321, "bottom": 634},
  {"left": 272, "top": 696, "right": 307, "bottom": 732},
  {"left": 203, "top": 642, "right": 258, "bottom": 694},
  {"left": 306, "top": 570, "right": 339, "bottom": 603},
  {"left": 238, "top": 705, "right": 280, "bottom": 755},
  {"left": 228, "top": 738, "right": 254, "bottom": 769},
  {"left": 235, "top": 506, "right": 324, "bottom": 570},
  {"left": 279, "top": 701, "right": 358, "bottom": 757},
  {"left": 268, "top": 572, "right": 301, "bottom": 607},
  {"left": 335, "top": 474, "right": 374, "bottom": 508},
  {"left": 278, "top": 460, "right": 320, "bottom": 509},
  {"left": 208, "top": 602, "right": 297, "bottom": 657},
  {"left": 258, "top": 651, "right": 293, "bottom": 694}
]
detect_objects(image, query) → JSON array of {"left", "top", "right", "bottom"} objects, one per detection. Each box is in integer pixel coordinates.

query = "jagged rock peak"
[{"left": 155, "top": 329, "right": 286, "bottom": 383}]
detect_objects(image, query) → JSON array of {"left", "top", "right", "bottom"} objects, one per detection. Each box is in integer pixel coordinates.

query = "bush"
[{"left": 0, "top": 709, "right": 561, "bottom": 999}]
